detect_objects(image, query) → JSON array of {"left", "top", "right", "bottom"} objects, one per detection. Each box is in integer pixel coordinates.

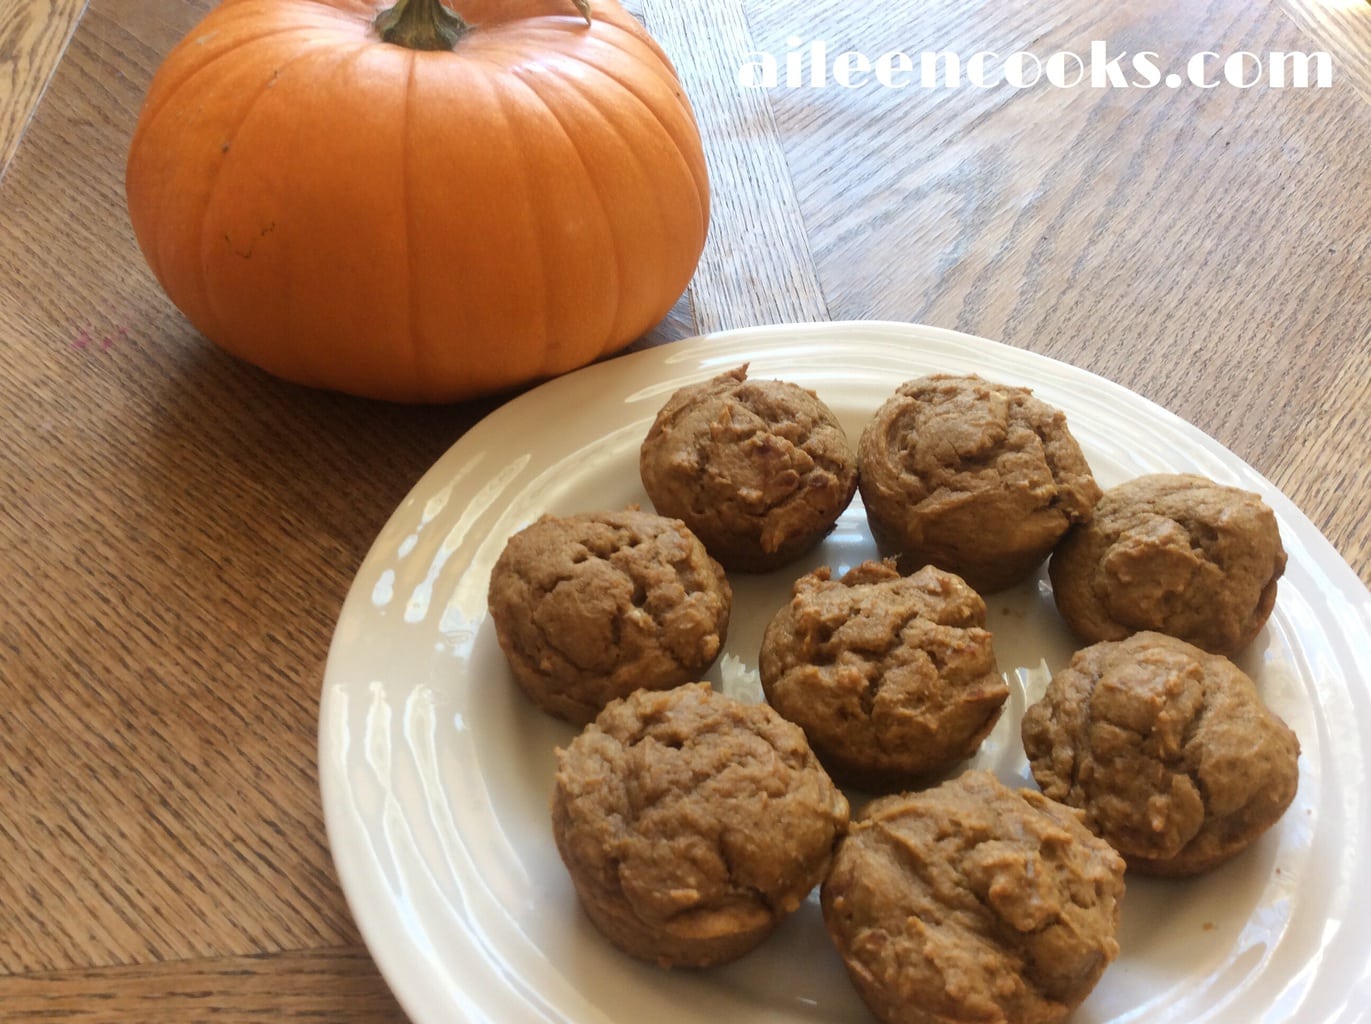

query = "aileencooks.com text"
[{"left": 738, "top": 39, "right": 1334, "bottom": 91}]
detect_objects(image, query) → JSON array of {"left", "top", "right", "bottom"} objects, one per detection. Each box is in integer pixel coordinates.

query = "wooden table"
[{"left": 2, "top": 0, "right": 1368, "bottom": 1019}]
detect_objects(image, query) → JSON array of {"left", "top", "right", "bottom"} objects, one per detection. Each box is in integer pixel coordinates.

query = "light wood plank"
[
  {"left": 640, "top": 0, "right": 828, "bottom": 333},
  {"left": 1279, "top": 0, "right": 1371, "bottom": 103},
  {"left": 0, "top": 0, "right": 88, "bottom": 181}
]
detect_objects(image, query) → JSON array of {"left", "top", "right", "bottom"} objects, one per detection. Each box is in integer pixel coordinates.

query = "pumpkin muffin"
[
  {"left": 1021, "top": 631, "right": 1300, "bottom": 877},
  {"left": 1048, "top": 473, "right": 1286, "bottom": 656},
  {"left": 759, "top": 560, "right": 1007, "bottom": 791},
  {"left": 856, "top": 374, "right": 1101, "bottom": 594},
  {"left": 821, "top": 770, "right": 1125, "bottom": 1024},
  {"left": 487, "top": 508, "right": 730, "bottom": 725},
  {"left": 552, "top": 683, "right": 849, "bottom": 968},
  {"left": 639, "top": 364, "right": 858, "bottom": 572}
]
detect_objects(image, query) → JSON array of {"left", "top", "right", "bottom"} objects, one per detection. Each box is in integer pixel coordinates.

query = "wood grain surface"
[
  {"left": 1, "top": 0, "right": 1368, "bottom": 1020},
  {"left": 0, "top": 949, "right": 407, "bottom": 1023},
  {"left": 0, "top": 0, "right": 87, "bottom": 180}
]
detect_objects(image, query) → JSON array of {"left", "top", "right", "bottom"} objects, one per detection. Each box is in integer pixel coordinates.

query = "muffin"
[
  {"left": 1048, "top": 473, "right": 1286, "bottom": 656},
  {"left": 857, "top": 374, "right": 1101, "bottom": 593},
  {"left": 759, "top": 560, "right": 1007, "bottom": 791},
  {"left": 487, "top": 508, "right": 731, "bottom": 724},
  {"left": 639, "top": 364, "right": 858, "bottom": 572},
  {"left": 552, "top": 683, "right": 849, "bottom": 968},
  {"left": 1021, "top": 631, "right": 1300, "bottom": 876},
  {"left": 821, "top": 770, "right": 1125, "bottom": 1024}
]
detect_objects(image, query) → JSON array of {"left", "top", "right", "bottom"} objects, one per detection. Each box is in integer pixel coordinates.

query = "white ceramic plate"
[{"left": 319, "top": 321, "right": 1371, "bottom": 1024}]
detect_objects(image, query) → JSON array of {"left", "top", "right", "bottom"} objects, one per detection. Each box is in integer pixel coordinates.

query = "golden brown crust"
[
  {"left": 552, "top": 683, "right": 849, "bottom": 968},
  {"left": 487, "top": 508, "right": 731, "bottom": 724},
  {"left": 1048, "top": 473, "right": 1286, "bottom": 656},
  {"left": 759, "top": 560, "right": 1008, "bottom": 791},
  {"left": 639, "top": 365, "right": 858, "bottom": 572},
  {"left": 1021, "top": 631, "right": 1300, "bottom": 877},
  {"left": 821, "top": 770, "right": 1125, "bottom": 1024},
  {"left": 857, "top": 374, "right": 1100, "bottom": 594}
]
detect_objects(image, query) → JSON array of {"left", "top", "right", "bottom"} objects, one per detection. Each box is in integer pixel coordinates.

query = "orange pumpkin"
[{"left": 126, "top": 0, "right": 710, "bottom": 402}]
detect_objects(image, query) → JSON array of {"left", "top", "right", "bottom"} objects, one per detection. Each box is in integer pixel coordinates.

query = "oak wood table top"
[{"left": 2, "top": 0, "right": 1369, "bottom": 1020}]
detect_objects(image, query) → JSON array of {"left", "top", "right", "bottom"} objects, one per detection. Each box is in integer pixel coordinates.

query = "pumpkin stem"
[
  {"left": 572, "top": 0, "right": 592, "bottom": 24},
  {"left": 374, "top": 0, "right": 471, "bottom": 51}
]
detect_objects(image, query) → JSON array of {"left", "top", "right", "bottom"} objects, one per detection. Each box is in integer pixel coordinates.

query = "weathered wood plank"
[{"left": 0, "top": 0, "right": 88, "bottom": 182}]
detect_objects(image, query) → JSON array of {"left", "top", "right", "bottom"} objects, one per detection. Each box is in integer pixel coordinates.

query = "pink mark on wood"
[{"left": 70, "top": 321, "right": 132, "bottom": 351}]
